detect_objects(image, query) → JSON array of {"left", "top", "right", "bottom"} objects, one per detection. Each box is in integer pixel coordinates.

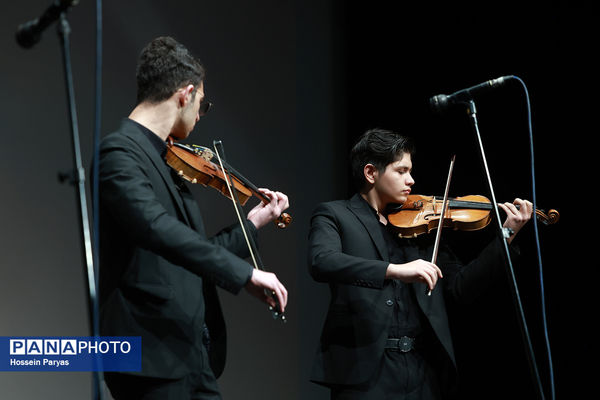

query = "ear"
[
  {"left": 177, "top": 84, "right": 195, "bottom": 107},
  {"left": 363, "top": 164, "right": 378, "bottom": 185}
]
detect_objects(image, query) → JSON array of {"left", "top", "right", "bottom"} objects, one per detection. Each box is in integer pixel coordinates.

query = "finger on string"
[
  {"left": 522, "top": 200, "right": 533, "bottom": 216},
  {"left": 258, "top": 188, "right": 274, "bottom": 199},
  {"left": 505, "top": 202, "right": 519, "bottom": 213},
  {"left": 275, "top": 191, "right": 289, "bottom": 206},
  {"left": 497, "top": 203, "right": 512, "bottom": 215},
  {"left": 266, "top": 190, "right": 278, "bottom": 206}
]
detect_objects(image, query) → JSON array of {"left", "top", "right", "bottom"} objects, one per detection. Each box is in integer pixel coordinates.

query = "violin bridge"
[{"left": 191, "top": 145, "right": 215, "bottom": 161}]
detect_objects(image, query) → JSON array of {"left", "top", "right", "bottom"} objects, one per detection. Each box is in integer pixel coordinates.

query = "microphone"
[
  {"left": 15, "top": 0, "right": 79, "bottom": 49},
  {"left": 429, "top": 76, "right": 513, "bottom": 112}
]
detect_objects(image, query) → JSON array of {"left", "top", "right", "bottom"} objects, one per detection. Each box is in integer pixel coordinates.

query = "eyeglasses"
[{"left": 199, "top": 100, "right": 212, "bottom": 116}]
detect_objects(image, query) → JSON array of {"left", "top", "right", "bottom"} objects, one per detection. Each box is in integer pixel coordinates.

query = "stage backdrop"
[
  {"left": 1, "top": 1, "right": 343, "bottom": 398},
  {"left": 1, "top": 1, "right": 595, "bottom": 399}
]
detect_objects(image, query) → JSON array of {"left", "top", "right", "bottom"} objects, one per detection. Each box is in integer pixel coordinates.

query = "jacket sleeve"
[
  {"left": 308, "top": 203, "right": 389, "bottom": 288},
  {"left": 208, "top": 220, "right": 258, "bottom": 260},
  {"left": 99, "top": 137, "right": 253, "bottom": 294},
  {"left": 441, "top": 237, "right": 519, "bottom": 304}
]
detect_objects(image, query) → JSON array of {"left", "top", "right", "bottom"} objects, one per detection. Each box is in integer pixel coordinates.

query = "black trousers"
[
  {"left": 105, "top": 346, "right": 221, "bottom": 400},
  {"left": 330, "top": 349, "right": 442, "bottom": 400}
]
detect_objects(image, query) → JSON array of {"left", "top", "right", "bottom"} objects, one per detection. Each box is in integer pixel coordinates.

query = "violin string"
[
  {"left": 218, "top": 158, "right": 270, "bottom": 203},
  {"left": 447, "top": 199, "right": 490, "bottom": 210}
]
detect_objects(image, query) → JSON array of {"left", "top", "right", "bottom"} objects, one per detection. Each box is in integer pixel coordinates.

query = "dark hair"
[
  {"left": 135, "top": 36, "right": 206, "bottom": 104},
  {"left": 350, "top": 128, "right": 415, "bottom": 190}
]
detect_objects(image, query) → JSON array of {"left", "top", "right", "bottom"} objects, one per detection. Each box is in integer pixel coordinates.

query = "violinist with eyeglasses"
[
  {"left": 98, "top": 36, "right": 288, "bottom": 400},
  {"left": 307, "top": 128, "right": 533, "bottom": 400}
]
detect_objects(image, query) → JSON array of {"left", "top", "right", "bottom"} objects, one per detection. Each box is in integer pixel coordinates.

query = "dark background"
[{"left": 1, "top": 1, "right": 594, "bottom": 399}]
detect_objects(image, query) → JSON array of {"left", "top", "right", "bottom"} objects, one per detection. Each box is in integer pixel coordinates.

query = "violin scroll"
[
  {"left": 275, "top": 213, "right": 292, "bottom": 229},
  {"left": 535, "top": 209, "right": 559, "bottom": 226}
]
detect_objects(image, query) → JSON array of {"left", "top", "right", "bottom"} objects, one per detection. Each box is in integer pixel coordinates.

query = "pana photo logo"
[
  {"left": 10, "top": 338, "right": 132, "bottom": 355},
  {"left": 1, "top": 336, "right": 141, "bottom": 371}
]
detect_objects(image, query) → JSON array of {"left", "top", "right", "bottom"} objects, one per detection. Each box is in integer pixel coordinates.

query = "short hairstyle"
[
  {"left": 350, "top": 128, "right": 415, "bottom": 190},
  {"left": 135, "top": 36, "right": 206, "bottom": 104}
]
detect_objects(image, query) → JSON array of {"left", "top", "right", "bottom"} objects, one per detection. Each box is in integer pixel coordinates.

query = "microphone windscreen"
[
  {"left": 15, "top": 20, "right": 40, "bottom": 49},
  {"left": 429, "top": 94, "right": 450, "bottom": 113}
]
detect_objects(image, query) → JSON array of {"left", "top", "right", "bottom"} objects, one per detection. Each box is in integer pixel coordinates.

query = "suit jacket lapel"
[
  {"left": 178, "top": 184, "right": 207, "bottom": 236},
  {"left": 120, "top": 119, "right": 192, "bottom": 227},
  {"left": 347, "top": 194, "right": 389, "bottom": 262},
  {"left": 410, "top": 241, "right": 457, "bottom": 366}
]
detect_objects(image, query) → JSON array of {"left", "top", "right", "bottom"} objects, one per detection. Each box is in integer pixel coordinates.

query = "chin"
[
  {"left": 395, "top": 195, "right": 408, "bottom": 204},
  {"left": 171, "top": 131, "right": 190, "bottom": 141}
]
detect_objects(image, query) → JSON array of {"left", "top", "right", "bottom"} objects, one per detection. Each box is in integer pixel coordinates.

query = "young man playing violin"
[
  {"left": 98, "top": 36, "right": 289, "bottom": 399},
  {"left": 308, "top": 128, "right": 532, "bottom": 399}
]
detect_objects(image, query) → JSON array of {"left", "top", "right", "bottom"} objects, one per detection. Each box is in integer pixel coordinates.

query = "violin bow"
[
  {"left": 428, "top": 154, "right": 456, "bottom": 296},
  {"left": 212, "top": 140, "right": 286, "bottom": 322}
]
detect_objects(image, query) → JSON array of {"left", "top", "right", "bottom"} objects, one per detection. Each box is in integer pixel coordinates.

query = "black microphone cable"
[{"left": 513, "top": 75, "right": 556, "bottom": 400}]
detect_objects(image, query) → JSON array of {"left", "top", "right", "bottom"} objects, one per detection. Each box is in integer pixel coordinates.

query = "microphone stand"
[
  {"left": 464, "top": 99, "right": 544, "bottom": 399},
  {"left": 56, "top": 13, "right": 104, "bottom": 400}
]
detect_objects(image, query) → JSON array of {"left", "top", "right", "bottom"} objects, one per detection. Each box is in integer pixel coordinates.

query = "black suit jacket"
[
  {"left": 98, "top": 119, "right": 255, "bottom": 379},
  {"left": 308, "top": 194, "right": 512, "bottom": 393}
]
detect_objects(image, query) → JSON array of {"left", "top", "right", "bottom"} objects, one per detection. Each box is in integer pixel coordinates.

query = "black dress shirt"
[{"left": 364, "top": 203, "right": 424, "bottom": 339}]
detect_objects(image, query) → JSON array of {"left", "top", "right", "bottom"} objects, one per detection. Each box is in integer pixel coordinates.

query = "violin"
[
  {"left": 165, "top": 137, "right": 292, "bottom": 228},
  {"left": 166, "top": 136, "right": 289, "bottom": 322},
  {"left": 388, "top": 194, "right": 559, "bottom": 238}
]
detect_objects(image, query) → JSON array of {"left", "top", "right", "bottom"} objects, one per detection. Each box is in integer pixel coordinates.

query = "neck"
[
  {"left": 129, "top": 100, "right": 177, "bottom": 141},
  {"left": 360, "top": 190, "right": 388, "bottom": 224}
]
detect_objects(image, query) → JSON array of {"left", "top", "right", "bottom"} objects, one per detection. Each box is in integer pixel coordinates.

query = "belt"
[{"left": 385, "top": 336, "right": 417, "bottom": 352}]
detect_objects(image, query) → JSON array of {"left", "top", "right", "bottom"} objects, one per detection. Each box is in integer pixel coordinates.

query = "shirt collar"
[
  {"left": 357, "top": 194, "right": 381, "bottom": 222},
  {"left": 128, "top": 118, "right": 167, "bottom": 157}
]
